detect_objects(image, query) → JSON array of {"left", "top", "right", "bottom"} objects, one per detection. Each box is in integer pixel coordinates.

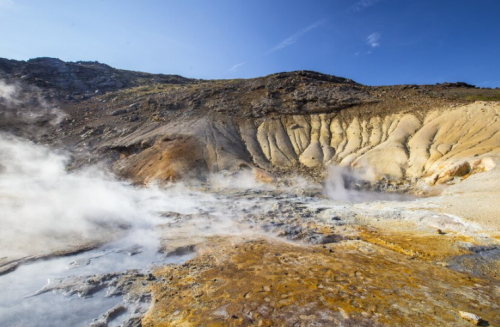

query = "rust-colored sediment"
[
  {"left": 356, "top": 226, "right": 475, "bottom": 260},
  {"left": 115, "top": 136, "right": 208, "bottom": 184},
  {"left": 143, "top": 237, "right": 499, "bottom": 327}
]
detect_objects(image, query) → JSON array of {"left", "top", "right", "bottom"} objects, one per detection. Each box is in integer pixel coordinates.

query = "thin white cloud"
[
  {"left": 225, "top": 19, "right": 326, "bottom": 74},
  {"left": 366, "top": 32, "right": 381, "bottom": 48},
  {"left": 226, "top": 61, "right": 247, "bottom": 74},
  {"left": 267, "top": 19, "right": 326, "bottom": 54},
  {"left": 351, "top": 0, "right": 381, "bottom": 12}
]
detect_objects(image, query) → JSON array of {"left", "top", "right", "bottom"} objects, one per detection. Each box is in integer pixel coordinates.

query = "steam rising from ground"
[
  {"left": 0, "top": 133, "right": 258, "bottom": 327},
  {"left": 323, "top": 166, "right": 413, "bottom": 202},
  {"left": 0, "top": 79, "right": 66, "bottom": 126},
  {"left": 0, "top": 80, "right": 18, "bottom": 105},
  {"left": 0, "top": 134, "right": 228, "bottom": 260},
  {"left": 207, "top": 170, "right": 269, "bottom": 190}
]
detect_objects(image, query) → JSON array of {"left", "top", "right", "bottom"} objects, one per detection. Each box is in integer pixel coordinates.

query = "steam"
[
  {"left": 207, "top": 169, "right": 269, "bottom": 190},
  {"left": 0, "top": 78, "right": 187, "bottom": 260},
  {"left": 0, "top": 134, "right": 225, "bottom": 260},
  {"left": 0, "top": 79, "right": 67, "bottom": 127},
  {"left": 323, "top": 165, "right": 413, "bottom": 202},
  {"left": 0, "top": 132, "right": 254, "bottom": 327},
  {"left": 0, "top": 80, "right": 18, "bottom": 105}
]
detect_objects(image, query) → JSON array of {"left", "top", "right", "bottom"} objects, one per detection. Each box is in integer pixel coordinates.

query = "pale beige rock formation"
[{"left": 111, "top": 101, "right": 500, "bottom": 189}]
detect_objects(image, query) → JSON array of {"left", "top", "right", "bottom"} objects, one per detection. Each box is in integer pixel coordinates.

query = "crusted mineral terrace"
[{"left": 1, "top": 58, "right": 500, "bottom": 326}]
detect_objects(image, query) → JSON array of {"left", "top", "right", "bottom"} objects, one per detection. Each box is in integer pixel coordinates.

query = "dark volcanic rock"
[
  {"left": 0, "top": 57, "right": 195, "bottom": 92},
  {"left": 438, "top": 81, "right": 476, "bottom": 88}
]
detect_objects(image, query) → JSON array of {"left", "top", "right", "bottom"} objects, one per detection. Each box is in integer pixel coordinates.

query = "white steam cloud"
[
  {"left": 0, "top": 134, "right": 222, "bottom": 260},
  {"left": 0, "top": 80, "right": 18, "bottom": 105},
  {"left": 207, "top": 169, "right": 268, "bottom": 190},
  {"left": 323, "top": 165, "right": 413, "bottom": 202},
  {"left": 0, "top": 79, "right": 67, "bottom": 126}
]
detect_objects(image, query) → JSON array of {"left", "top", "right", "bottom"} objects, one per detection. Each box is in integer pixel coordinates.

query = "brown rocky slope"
[
  {"left": 3, "top": 58, "right": 499, "bottom": 188},
  {"left": 3, "top": 58, "right": 499, "bottom": 228}
]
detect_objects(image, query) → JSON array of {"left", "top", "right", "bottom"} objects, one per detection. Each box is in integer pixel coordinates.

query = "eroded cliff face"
[
  {"left": 247, "top": 102, "right": 499, "bottom": 184},
  {"left": 108, "top": 101, "right": 499, "bottom": 194}
]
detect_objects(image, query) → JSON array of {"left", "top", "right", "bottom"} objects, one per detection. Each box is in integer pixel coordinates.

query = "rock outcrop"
[{"left": 0, "top": 57, "right": 194, "bottom": 93}]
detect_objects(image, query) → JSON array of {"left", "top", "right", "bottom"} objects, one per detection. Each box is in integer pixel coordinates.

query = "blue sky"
[{"left": 1, "top": 0, "right": 499, "bottom": 87}]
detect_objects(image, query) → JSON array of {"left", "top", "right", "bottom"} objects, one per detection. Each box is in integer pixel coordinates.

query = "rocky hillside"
[
  {"left": 1, "top": 57, "right": 500, "bottom": 192},
  {"left": 0, "top": 57, "right": 193, "bottom": 93}
]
